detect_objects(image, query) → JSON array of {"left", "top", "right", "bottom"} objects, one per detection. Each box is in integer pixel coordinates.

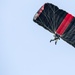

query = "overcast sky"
[{"left": 0, "top": 0, "right": 75, "bottom": 75}]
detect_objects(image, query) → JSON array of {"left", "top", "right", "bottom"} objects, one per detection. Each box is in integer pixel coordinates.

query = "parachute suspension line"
[
  {"left": 50, "top": 13, "right": 74, "bottom": 45},
  {"left": 39, "top": 16, "right": 52, "bottom": 33},
  {"left": 47, "top": 4, "right": 60, "bottom": 44},
  {"left": 42, "top": 8, "right": 53, "bottom": 32},
  {"left": 48, "top": 5, "right": 55, "bottom": 31},
  {"left": 37, "top": 4, "right": 60, "bottom": 44},
  {"left": 38, "top": 9, "right": 53, "bottom": 33},
  {"left": 48, "top": 4, "right": 58, "bottom": 32}
]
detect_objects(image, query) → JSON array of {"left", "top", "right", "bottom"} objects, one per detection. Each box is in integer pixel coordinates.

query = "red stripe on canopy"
[{"left": 56, "top": 13, "right": 74, "bottom": 36}]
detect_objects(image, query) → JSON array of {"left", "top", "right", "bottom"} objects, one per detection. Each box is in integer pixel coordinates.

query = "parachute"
[{"left": 33, "top": 3, "right": 75, "bottom": 47}]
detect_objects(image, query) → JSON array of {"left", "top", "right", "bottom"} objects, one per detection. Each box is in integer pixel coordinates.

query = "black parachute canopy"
[{"left": 33, "top": 3, "right": 75, "bottom": 47}]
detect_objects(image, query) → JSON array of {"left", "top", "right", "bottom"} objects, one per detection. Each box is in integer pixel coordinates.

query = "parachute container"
[{"left": 33, "top": 3, "right": 75, "bottom": 47}]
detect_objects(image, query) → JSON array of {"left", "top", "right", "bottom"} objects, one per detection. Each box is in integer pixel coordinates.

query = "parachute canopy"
[{"left": 33, "top": 3, "right": 75, "bottom": 47}]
